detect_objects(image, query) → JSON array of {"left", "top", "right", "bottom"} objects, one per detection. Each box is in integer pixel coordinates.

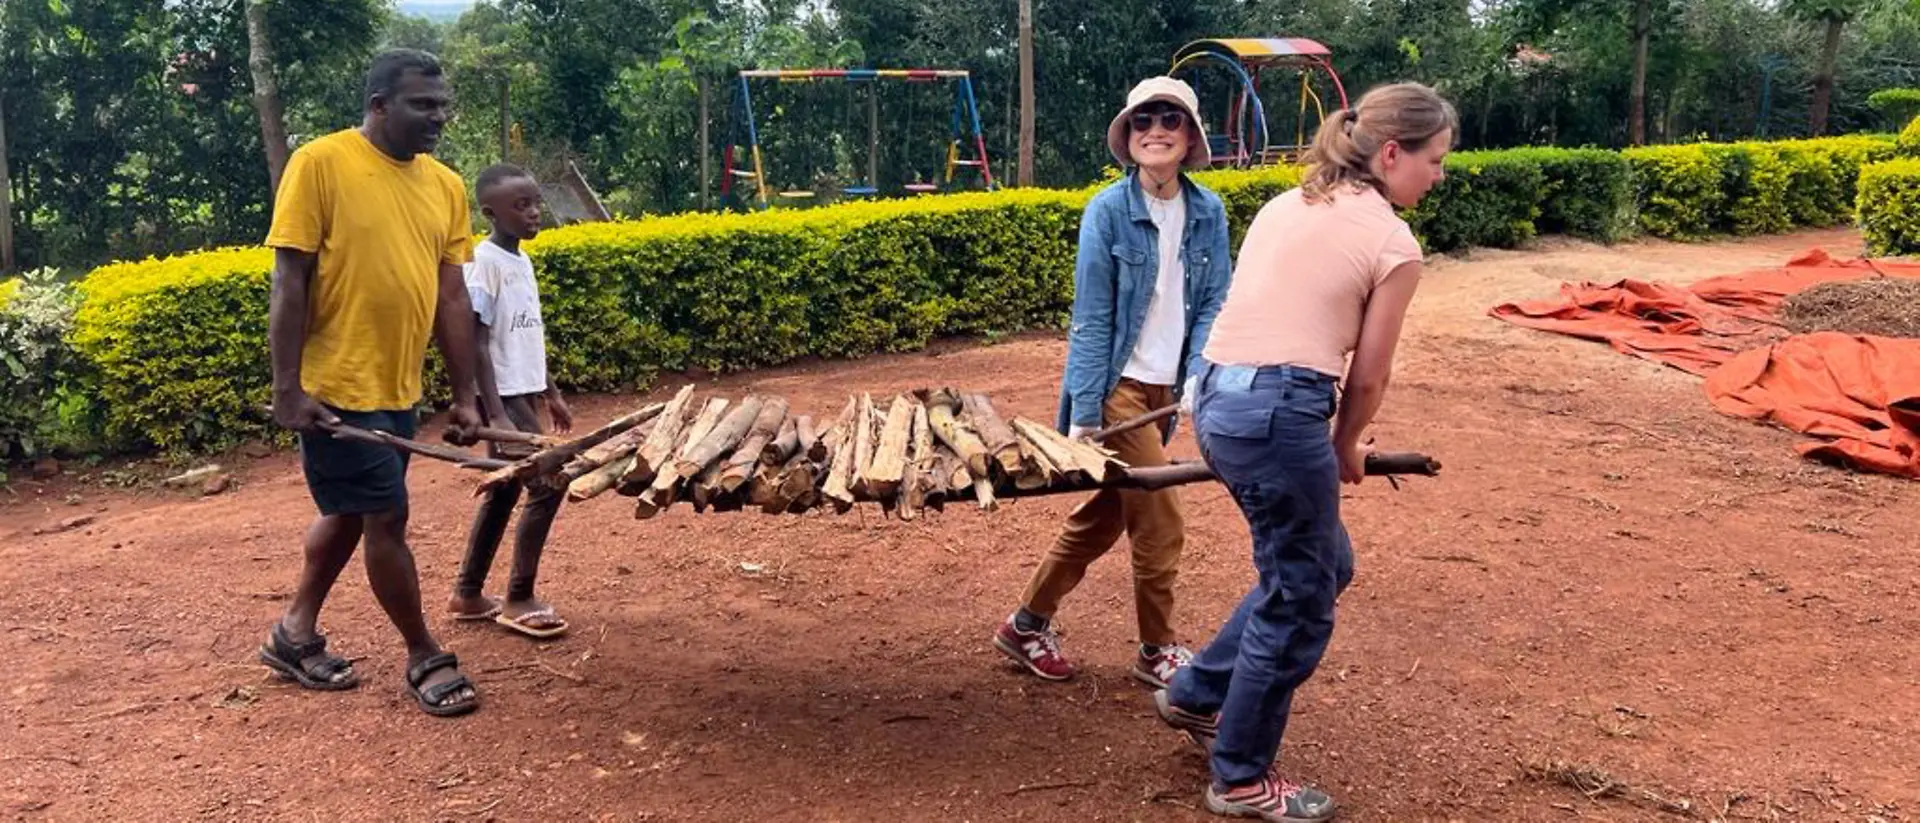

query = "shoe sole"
[
  {"left": 1198, "top": 790, "right": 1336, "bottom": 817},
  {"left": 1154, "top": 689, "right": 1218, "bottom": 748},
  {"left": 1205, "top": 792, "right": 1337, "bottom": 822},
  {"left": 992, "top": 634, "right": 1072, "bottom": 681},
  {"left": 1131, "top": 665, "right": 1170, "bottom": 690}
]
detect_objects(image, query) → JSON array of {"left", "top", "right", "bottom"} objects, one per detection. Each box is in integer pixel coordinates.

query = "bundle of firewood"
[
  {"left": 472, "top": 385, "right": 1150, "bottom": 521},
  {"left": 373, "top": 384, "right": 1439, "bottom": 519}
]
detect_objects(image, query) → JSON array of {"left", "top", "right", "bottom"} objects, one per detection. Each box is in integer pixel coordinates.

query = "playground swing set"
[
  {"left": 717, "top": 38, "right": 1344, "bottom": 208},
  {"left": 723, "top": 68, "right": 996, "bottom": 208},
  {"left": 1169, "top": 37, "right": 1349, "bottom": 167}
]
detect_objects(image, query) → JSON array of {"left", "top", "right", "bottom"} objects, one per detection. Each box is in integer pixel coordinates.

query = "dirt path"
[{"left": 4, "top": 228, "right": 1915, "bottom": 822}]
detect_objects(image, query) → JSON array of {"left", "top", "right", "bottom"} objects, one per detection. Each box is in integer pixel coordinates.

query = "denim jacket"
[{"left": 1055, "top": 168, "right": 1234, "bottom": 437}]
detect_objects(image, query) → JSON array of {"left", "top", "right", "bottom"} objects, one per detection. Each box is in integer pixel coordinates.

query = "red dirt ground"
[{"left": 3, "top": 227, "right": 1916, "bottom": 822}]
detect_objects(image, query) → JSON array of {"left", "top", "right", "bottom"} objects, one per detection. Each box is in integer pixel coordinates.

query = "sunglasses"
[{"left": 1129, "top": 109, "right": 1188, "bottom": 133}]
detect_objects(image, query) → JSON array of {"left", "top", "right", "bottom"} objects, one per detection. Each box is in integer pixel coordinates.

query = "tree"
[
  {"left": 1630, "top": 0, "right": 1651, "bottom": 143},
  {"left": 1016, "top": 0, "right": 1034, "bottom": 187},
  {"left": 1784, "top": 0, "right": 1865, "bottom": 135},
  {"left": 245, "top": 0, "right": 291, "bottom": 192},
  {"left": 1, "top": 83, "right": 13, "bottom": 273}
]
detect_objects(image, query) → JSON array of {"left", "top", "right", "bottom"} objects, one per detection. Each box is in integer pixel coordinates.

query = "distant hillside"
[{"left": 395, "top": 1, "right": 470, "bottom": 23}]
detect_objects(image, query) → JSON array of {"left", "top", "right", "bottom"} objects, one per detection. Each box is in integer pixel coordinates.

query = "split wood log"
[
  {"left": 475, "top": 401, "right": 665, "bottom": 494},
  {"left": 566, "top": 452, "right": 636, "bottom": 502},
  {"left": 961, "top": 392, "right": 1022, "bottom": 477},
  {"left": 557, "top": 417, "right": 657, "bottom": 484},
  {"left": 1013, "top": 417, "right": 1125, "bottom": 483},
  {"left": 925, "top": 389, "right": 990, "bottom": 477},
  {"left": 676, "top": 395, "right": 765, "bottom": 478},
  {"left": 820, "top": 397, "right": 860, "bottom": 512},
  {"left": 865, "top": 394, "right": 915, "bottom": 501},
  {"left": 799, "top": 415, "right": 825, "bottom": 461},
  {"left": 1010, "top": 417, "right": 1089, "bottom": 481},
  {"left": 851, "top": 393, "right": 877, "bottom": 496},
  {"left": 635, "top": 397, "right": 729, "bottom": 518},
  {"left": 616, "top": 385, "right": 699, "bottom": 493},
  {"left": 1011, "top": 438, "right": 1057, "bottom": 490},
  {"left": 759, "top": 414, "right": 799, "bottom": 466},
  {"left": 898, "top": 400, "right": 934, "bottom": 520},
  {"left": 724, "top": 397, "right": 788, "bottom": 467},
  {"left": 690, "top": 455, "right": 729, "bottom": 511}
]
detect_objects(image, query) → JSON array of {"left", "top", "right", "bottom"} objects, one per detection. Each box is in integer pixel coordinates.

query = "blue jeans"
[{"left": 1167, "top": 361, "right": 1354, "bottom": 788}]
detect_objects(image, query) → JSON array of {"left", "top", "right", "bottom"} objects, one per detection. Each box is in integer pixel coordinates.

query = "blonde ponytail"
[{"left": 1300, "top": 82, "right": 1458, "bottom": 204}]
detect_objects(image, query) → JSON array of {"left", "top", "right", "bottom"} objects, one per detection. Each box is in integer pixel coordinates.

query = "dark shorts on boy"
[{"left": 299, "top": 406, "right": 418, "bottom": 517}]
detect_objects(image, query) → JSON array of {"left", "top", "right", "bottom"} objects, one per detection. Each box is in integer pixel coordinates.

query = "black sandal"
[
  {"left": 406, "top": 651, "right": 479, "bottom": 717},
  {"left": 258, "top": 622, "right": 360, "bottom": 691}
]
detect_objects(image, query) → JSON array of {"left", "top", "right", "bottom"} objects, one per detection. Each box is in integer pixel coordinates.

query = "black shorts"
[{"left": 299, "top": 406, "right": 417, "bottom": 517}]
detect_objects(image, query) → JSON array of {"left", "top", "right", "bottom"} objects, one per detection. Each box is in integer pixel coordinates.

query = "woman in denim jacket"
[{"left": 992, "top": 76, "right": 1234, "bottom": 692}]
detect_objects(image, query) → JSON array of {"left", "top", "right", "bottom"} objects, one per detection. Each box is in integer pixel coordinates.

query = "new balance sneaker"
[
  {"left": 991, "top": 613, "right": 1075, "bottom": 681},
  {"left": 1132, "top": 643, "right": 1193, "bottom": 689},
  {"left": 1205, "top": 771, "right": 1337, "bottom": 822},
  {"left": 1153, "top": 688, "right": 1218, "bottom": 747}
]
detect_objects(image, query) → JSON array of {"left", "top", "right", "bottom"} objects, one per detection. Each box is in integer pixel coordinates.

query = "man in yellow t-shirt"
[{"left": 257, "top": 49, "right": 484, "bottom": 718}]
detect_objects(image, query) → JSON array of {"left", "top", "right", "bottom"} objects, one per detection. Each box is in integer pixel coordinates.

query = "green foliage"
[
  {"left": 525, "top": 190, "right": 1084, "bottom": 391},
  {"left": 1868, "top": 88, "right": 1920, "bottom": 128},
  {"left": 1189, "top": 165, "right": 1305, "bottom": 251},
  {"left": 72, "top": 248, "right": 274, "bottom": 453},
  {"left": 1856, "top": 158, "right": 1920, "bottom": 255},
  {"left": 1499, "top": 147, "right": 1638, "bottom": 242},
  {"left": 1898, "top": 116, "right": 1920, "bottom": 156},
  {"left": 1407, "top": 152, "right": 1546, "bottom": 252},
  {"left": 1622, "top": 137, "right": 1890, "bottom": 240},
  {"left": 0, "top": 269, "right": 91, "bottom": 458}
]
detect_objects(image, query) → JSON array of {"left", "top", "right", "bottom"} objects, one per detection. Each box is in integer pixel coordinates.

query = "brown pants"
[{"left": 1020, "top": 378, "right": 1183, "bottom": 645}]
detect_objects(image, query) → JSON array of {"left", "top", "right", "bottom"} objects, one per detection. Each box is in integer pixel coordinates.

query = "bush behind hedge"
[{"left": 1857, "top": 158, "right": 1920, "bottom": 255}]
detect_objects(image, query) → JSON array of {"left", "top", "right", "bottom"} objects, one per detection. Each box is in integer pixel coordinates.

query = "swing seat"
[
  {"left": 729, "top": 168, "right": 760, "bottom": 178},
  {"left": 778, "top": 189, "right": 817, "bottom": 199},
  {"left": 903, "top": 183, "right": 940, "bottom": 193},
  {"left": 841, "top": 185, "right": 879, "bottom": 196}
]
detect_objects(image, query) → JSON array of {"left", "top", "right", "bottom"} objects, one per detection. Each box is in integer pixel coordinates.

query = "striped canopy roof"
[{"left": 1173, "top": 38, "right": 1333, "bottom": 66}]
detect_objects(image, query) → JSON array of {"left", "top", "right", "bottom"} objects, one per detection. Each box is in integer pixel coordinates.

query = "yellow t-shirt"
[{"left": 265, "top": 129, "right": 473, "bottom": 411}]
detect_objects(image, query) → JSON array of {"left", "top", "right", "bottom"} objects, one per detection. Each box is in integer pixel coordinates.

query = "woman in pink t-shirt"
[{"left": 1150, "top": 82, "right": 1457, "bottom": 822}]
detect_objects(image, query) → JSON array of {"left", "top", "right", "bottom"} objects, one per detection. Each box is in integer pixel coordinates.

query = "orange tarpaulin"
[
  {"left": 1706, "top": 334, "right": 1920, "bottom": 479},
  {"left": 1489, "top": 249, "right": 1920, "bottom": 479},
  {"left": 1488, "top": 249, "right": 1920, "bottom": 376}
]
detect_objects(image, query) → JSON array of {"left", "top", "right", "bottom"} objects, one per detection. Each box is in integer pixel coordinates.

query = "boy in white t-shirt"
[{"left": 447, "top": 163, "right": 575, "bottom": 639}]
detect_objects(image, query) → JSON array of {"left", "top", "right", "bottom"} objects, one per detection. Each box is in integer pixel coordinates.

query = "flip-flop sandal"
[
  {"left": 258, "top": 622, "right": 360, "bottom": 691},
  {"left": 495, "top": 608, "right": 570, "bottom": 639},
  {"left": 405, "top": 651, "right": 479, "bottom": 717},
  {"left": 451, "top": 597, "right": 503, "bottom": 621}
]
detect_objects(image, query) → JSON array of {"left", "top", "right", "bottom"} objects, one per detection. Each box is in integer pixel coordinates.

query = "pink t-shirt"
[{"left": 1203, "top": 184, "right": 1423, "bottom": 377}]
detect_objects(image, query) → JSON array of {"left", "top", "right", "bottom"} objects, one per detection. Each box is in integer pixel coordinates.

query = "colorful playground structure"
[
  {"left": 1170, "top": 37, "right": 1350, "bottom": 167},
  {"left": 723, "top": 68, "right": 995, "bottom": 208}
]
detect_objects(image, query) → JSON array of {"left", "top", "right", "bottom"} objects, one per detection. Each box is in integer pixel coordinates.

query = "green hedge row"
[{"left": 36, "top": 134, "right": 1900, "bottom": 455}]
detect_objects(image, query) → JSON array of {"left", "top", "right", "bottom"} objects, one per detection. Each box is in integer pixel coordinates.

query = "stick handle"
[
  {"left": 1086, "top": 405, "right": 1177, "bottom": 444},
  {"left": 315, "top": 419, "right": 510, "bottom": 471}
]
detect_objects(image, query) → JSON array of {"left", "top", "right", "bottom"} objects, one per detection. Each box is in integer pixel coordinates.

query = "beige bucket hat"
[{"left": 1106, "top": 75, "right": 1212, "bottom": 169}]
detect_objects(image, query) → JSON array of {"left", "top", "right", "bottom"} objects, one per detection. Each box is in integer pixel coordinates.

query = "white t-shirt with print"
[{"left": 465, "top": 240, "right": 549, "bottom": 398}]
